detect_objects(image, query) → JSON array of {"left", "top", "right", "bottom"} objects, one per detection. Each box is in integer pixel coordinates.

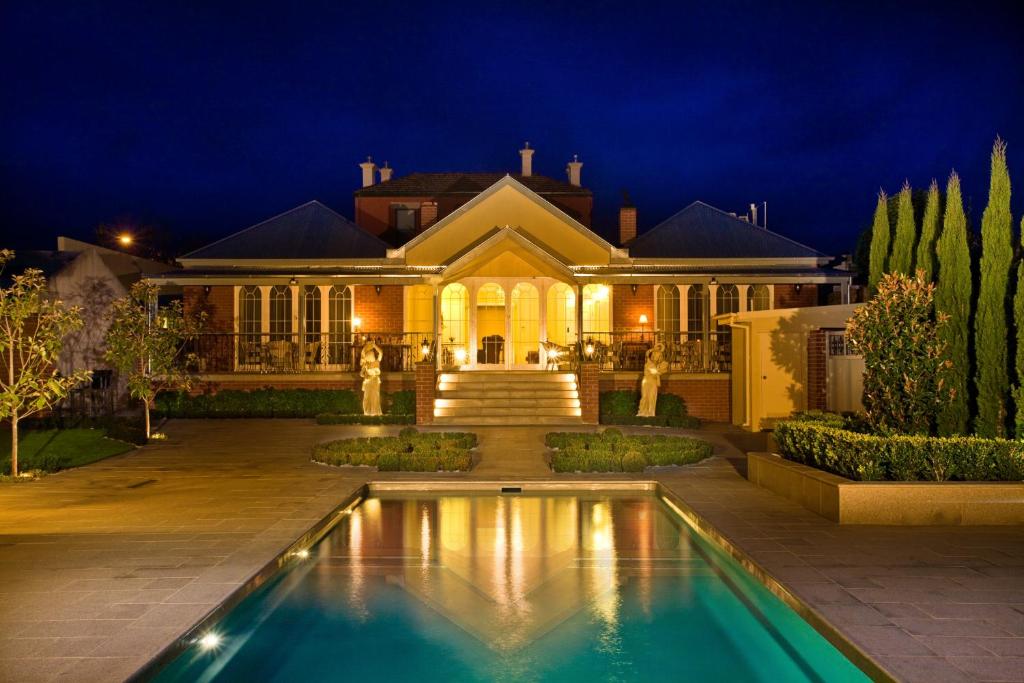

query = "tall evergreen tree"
[
  {"left": 867, "top": 191, "right": 890, "bottom": 291},
  {"left": 935, "top": 172, "right": 971, "bottom": 435},
  {"left": 1014, "top": 214, "right": 1024, "bottom": 436},
  {"left": 915, "top": 180, "right": 941, "bottom": 282},
  {"left": 974, "top": 138, "right": 1013, "bottom": 437},
  {"left": 888, "top": 181, "right": 917, "bottom": 275}
]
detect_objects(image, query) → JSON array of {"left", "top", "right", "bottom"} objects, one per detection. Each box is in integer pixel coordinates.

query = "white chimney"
[
  {"left": 566, "top": 154, "right": 582, "bottom": 187},
  {"left": 750, "top": 203, "right": 759, "bottom": 227},
  {"left": 519, "top": 142, "right": 534, "bottom": 177},
  {"left": 359, "top": 156, "right": 377, "bottom": 188},
  {"left": 379, "top": 161, "right": 393, "bottom": 183}
]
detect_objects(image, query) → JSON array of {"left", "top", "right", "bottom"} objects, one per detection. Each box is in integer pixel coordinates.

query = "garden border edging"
[{"left": 747, "top": 452, "right": 1024, "bottom": 525}]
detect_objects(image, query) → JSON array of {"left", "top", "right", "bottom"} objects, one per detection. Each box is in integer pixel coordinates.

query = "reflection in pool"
[{"left": 155, "top": 493, "right": 867, "bottom": 682}]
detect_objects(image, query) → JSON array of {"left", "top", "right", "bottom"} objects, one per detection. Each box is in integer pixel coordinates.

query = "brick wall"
[
  {"left": 356, "top": 285, "right": 404, "bottom": 333},
  {"left": 774, "top": 284, "right": 818, "bottom": 309},
  {"left": 415, "top": 362, "right": 436, "bottom": 424},
  {"left": 184, "top": 285, "right": 233, "bottom": 331},
  {"left": 619, "top": 206, "right": 637, "bottom": 244},
  {"left": 612, "top": 284, "right": 654, "bottom": 332},
  {"left": 598, "top": 372, "right": 731, "bottom": 422},
  {"left": 807, "top": 329, "right": 827, "bottom": 411},
  {"left": 580, "top": 361, "right": 600, "bottom": 424}
]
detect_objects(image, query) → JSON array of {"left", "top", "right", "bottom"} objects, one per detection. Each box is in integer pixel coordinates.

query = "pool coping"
[{"left": 128, "top": 479, "right": 894, "bottom": 682}]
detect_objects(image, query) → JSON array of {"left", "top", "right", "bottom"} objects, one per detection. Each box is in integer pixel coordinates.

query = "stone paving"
[{"left": 0, "top": 419, "right": 1020, "bottom": 682}]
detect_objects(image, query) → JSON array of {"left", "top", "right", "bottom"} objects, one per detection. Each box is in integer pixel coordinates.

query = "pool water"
[{"left": 154, "top": 493, "right": 868, "bottom": 682}]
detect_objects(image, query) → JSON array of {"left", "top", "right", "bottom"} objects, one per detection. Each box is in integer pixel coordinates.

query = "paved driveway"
[{"left": 0, "top": 420, "right": 1021, "bottom": 682}]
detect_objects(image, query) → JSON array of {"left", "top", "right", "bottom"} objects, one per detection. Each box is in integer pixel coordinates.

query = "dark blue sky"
[{"left": 2, "top": 1, "right": 1022, "bottom": 255}]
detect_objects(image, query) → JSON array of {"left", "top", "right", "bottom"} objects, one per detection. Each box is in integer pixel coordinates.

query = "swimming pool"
[{"left": 152, "top": 491, "right": 869, "bottom": 682}]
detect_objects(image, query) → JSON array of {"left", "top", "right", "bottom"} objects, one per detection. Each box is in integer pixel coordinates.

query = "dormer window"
[{"left": 392, "top": 204, "right": 418, "bottom": 234}]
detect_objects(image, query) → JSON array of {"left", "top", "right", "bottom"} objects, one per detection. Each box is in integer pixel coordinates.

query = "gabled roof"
[
  {"left": 183, "top": 201, "right": 389, "bottom": 260},
  {"left": 354, "top": 172, "right": 591, "bottom": 197},
  {"left": 628, "top": 201, "right": 825, "bottom": 260}
]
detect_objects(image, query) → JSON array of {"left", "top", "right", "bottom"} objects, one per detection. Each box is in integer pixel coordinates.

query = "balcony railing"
[
  {"left": 579, "top": 330, "right": 731, "bottom": 373},
  {"left": 182, "top": 332, "right": 435, "bottom": 374}
]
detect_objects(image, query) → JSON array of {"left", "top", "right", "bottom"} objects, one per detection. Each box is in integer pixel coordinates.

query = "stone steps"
[{"left": 433, "top": 371, "right": 582, "bottom": 425}]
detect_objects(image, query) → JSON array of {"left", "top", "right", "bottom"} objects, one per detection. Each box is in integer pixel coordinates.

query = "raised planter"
[{"left": 747, "top": 452, "right": 1024, "bottom": 525}]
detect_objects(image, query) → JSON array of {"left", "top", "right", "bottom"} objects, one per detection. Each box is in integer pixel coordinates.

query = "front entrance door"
[
  {"left": 510, "top": 283, "right": 540, "bottom": 368},
  {"left": 475, "top": 283, "right": 506, "bottom": 367}
]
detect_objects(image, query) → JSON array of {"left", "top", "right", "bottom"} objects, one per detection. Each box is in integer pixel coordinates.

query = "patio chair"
[{"left": 267, "top": 340, "right": 293, "bottom": 372}]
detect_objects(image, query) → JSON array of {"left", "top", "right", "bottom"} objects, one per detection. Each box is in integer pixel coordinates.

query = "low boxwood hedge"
[
  {"left": 546, "top": 428, "right": 713, "bottom": 473},
  {"left": 598, "top": 391, "right": 700, "bottom": 428},
  {"left": 312, "top": 428, "right": 477, "bottom": 472},
  {"left": 774, "top": 420, "right": 1024, "bottom": 482},
  {"left": 155, "top": 388, "right": 414, "bottom": 420}
]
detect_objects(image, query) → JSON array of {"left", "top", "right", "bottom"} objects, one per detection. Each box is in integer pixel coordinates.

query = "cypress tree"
[
  {"left": 935, "top": 172, "right": 971, "bottom": 436},
  {"left": 1014, "top": 214, "right": 1024, "bottom": 436},
  {"left": 974, "top": 138, "right": 1013, "bottom": 437},
  {"left": 867, "top": 191, "right": 890, "bottom": 291},
  {"left": 888, "top": 181, "right": 917, "bottom": 275},
  {"left": 915, "top": 180, "right": 941, "bottom": 282}
]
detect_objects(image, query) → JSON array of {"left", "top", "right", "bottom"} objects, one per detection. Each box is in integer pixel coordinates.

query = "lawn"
[
  {"left": 312, "top": 428, "right": 476, "bottom": 471},
  {"left": 546, "top": 429, "right": 713, "bottom": 472},
  {"left": 0, "top": 428, "right": 137, "bottom": 476}
]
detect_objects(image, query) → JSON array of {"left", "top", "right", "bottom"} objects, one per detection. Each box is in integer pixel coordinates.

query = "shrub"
[
  {"left": 774, "top": 420, "right": 1024, "bottom": 482},
  {"left": 376, "top": 451, "right": 401, "bottom": 471},
  {"left": 598, "top": 391, "right": 695, "bottom": 422},
  {"left": 155, "top": 388, "right": 416, "bottom": 419},
  {"left": 387, "top": 391, "right": 416, "bottom": 416},
  {"left": 398, "top": 427, "right": 419, "bottom": 440},
  {"left": 544, "top": 431, "right": 712, "bottom": 472},
  {"left": 622, "top": 451, "right": 647, "bottom": 472},
  {"left": 312, "top": 431, "right": 475, "bottom": 472}
]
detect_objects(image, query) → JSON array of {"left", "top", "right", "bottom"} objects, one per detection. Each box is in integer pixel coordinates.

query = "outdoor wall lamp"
[
  {"left": 585, "top": 342, "right": 595, "bottom": 357},
  {"left": 203, "top": 285, "right": 212, "bottom": 295},
  {"left": 794, "top": 283, "right": 802, "bottom": 293},
  {"left": 289, "top": 277, "right": 297, "bottom": 285},
  {"left": 352, "top": 316, "right": 362, "bottom": 330},
  {"left": 709, "top": 277, "right": 718, "bottom": 285},
  {"left": 420, "top": 339, "right": 430, "bottom": 358},
  {"left": 375, "top": 285, "right": 383, "bottom": 295},
  {"left": 631, "top": 284, "right": 638, "bottom": 295}
]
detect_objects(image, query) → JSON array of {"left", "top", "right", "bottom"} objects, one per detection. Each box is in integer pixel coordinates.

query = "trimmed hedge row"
[
  {"left": 312, "top": 428, "right": 477, "bottom": 472},
  {"left": 599, "top": 391, "right": 700, "bottom": 428},
  {"left": 546, "top": 428, "right": 713, "bottom": 473},
  {"left": 774, "top": 420, "right": 1024, "bottom": 482},
  {"left": 155, "top": 389, "right": 415, "bottom": 419}
]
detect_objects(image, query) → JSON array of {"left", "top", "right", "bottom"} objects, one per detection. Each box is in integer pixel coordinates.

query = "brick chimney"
[
  {"left": 619, "top": 190, "right": 637, "bottom": 245},
  {"left": 420, "top": 201, "right": 438, "bottom": 229},
  {"left": 359, "top": 156, "right": 377, "bottom": 188},
  {"left": 566, "top": 154, "right": 582, "bottom": 186},
  {"left": 379, "top": 161, "right": 393, "bottom": 183},
  {"left": 519, "top": 142, "right": 534, "bottom": 177}
]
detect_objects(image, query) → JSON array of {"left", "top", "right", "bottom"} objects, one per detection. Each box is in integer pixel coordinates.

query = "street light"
[{"left": 118, "top": 233, "right": 133, "bottom": 246}]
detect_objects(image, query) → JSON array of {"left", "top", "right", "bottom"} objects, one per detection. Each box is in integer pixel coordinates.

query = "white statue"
[
  {"left": 637, "top": 343, "right": 668, "bottom": 417},
  {"left": 359, "top": 340, "right": 383, "bottom": 416}
]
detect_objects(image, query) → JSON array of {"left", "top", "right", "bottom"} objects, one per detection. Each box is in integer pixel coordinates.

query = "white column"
[{"left": 738, "top": 284, "right": 749, "bottom": 313}]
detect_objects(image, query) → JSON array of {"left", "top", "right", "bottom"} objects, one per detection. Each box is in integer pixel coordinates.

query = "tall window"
[
  {"left": 511, "top": 283, "right": 539, "bottom": 366},
  {"left": 656, "top": 285, "right": 680, "bottom": 336},
  {"left": 582, "top": 284, "right": 610, "bottom": 338},
  {"left": 687, "top": 285, "right": 707, "bottom": 338},
  {"left": 269, "top": 286, "right": 292, "bottom": 340},
  {"left": 748, "top": 284, "right": 770, "bottom": 311},
  {"left": 716, "top": 284, "right": 739, "bottom": 316},
  {"left": 405, "top": 285, "right": 434, "bottom": 337},
  {"left": 440, "top": 283, "right": 468, "bottom": 345},
  {"left": 328, "top": 285, "right": 353, "bottom": 365},
  {"left": 546, "top": 282, "right": 576, "bottom": 346},
  {"left": 238, "top": 286, "right": 262, "bottom": 342},
  {"left": 303, "top": 286, "right": 321, "bottom": 345}
]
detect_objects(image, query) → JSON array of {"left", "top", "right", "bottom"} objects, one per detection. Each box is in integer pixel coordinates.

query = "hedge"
[
  {"left": 546, "top": 428, "right": 713, "bottom": 473},
  {"left": 312, "top": 429, "right": 476, "bottom": 471},
  {"left": 155, "top": 389, "right": 415, "bottom": 419},
  {"left": 774, "top": 420, "right": 1024, "bottom": 482},
  {"left": 599, "top": 391, "right": 700, "bottom": 428}
]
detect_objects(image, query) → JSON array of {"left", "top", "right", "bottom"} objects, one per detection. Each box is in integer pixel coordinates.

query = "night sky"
[{"left": 2, "top": 1, "right": 1022, "bottom": 256}]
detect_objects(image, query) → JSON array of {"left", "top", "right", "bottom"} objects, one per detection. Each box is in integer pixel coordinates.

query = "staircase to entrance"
[{"left": 432, "top": 371, "right": 583, "bottom": 425}]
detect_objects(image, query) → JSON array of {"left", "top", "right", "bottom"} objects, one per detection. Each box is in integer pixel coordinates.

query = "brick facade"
[
  {"left": 184, "top": 285, "right": 233, "bottom": 331},
  {"left": 774, "top": 284, "right": 818, "bottom": 309},
  {"left": 355, "top": 285, "right": 404, "bottom": 333},
  {"left": 598, "top": 372, "right": 731, "bottom": 422},
  {"left": 415, "top": 362, "right": 436, "bottom": 425},
  {"left": 612, "top": 284, "right": 654, "bottom": 332},
  {"left": 619, "top": 206, "right": 637, "bottom": 245},
  {"left": 579, "top": 361, "right": 600, "bottom": 424},
  {"left": 807, "top": 329, "right": 827, "bottom": 411}
]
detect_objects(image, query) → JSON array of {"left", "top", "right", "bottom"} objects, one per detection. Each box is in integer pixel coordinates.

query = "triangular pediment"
[
  {"left": 397, "top": 177, "right": 619, "bottom": 267},
  {"left": 442, "top": 227, "right": 575, "bottom": 281}
]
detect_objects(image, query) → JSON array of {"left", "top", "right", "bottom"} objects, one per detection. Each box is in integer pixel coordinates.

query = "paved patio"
[{"left": 0, "top": 419, "right": 1020, "bottom": 682}]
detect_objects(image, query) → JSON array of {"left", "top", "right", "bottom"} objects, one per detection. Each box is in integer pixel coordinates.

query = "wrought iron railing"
[
  {"left": 578, "top": 330, "right": 731, "bottom": 373},
  {"left": 182, "top": 332, "right": 435, "bottom": 374}
]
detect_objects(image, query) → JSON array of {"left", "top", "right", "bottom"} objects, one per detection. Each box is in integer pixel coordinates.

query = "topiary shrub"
[
  {"left": 387, "top": 391, "right": 416, "bottom": 416},
  {"left": 622, "top": 451, "right": 646, "bottom": 472}
]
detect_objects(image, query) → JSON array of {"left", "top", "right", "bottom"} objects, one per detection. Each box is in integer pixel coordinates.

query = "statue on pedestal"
[
  {"left": 637, "top": 343, "right": 668, "bottom": 417},
  {"left": 359, "top": 339, "right": 383, "bottom": 416}
]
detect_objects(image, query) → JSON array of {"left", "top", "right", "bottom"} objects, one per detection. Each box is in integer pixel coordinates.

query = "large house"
[{"left": 151, "top": 145, "right": 852, "bottom": 425}]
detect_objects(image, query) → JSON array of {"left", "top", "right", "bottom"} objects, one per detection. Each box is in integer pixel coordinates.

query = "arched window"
[
  {"left": 303, "top": 286, "right": 321, "bottom": 345},
  {"left": 511, "top": 282, "right": 539, "bottom": 366},
  {"left": 716, "top": 284, "right": 739, "bottom": 316},
  {"left": 687, "top": 284, "right": 707, "bottom": 338},
  {"left": 269, "top": 285, "right": 292, "bottom": 341},
  {"left": 440, "top": 283, "right": 468, "bottom": 345},
  {"left": 748, "top": 284, "right": 771, "bottom": 311},
  {"left": 238, "top": 285, "right": 262, "bottom": 339},
  {"left": 328, "top": 285, "right": 353, "bottom": 365},
  {"left": 546, "top": 282, "right": 576, "bottom": 347},
  {"left": 656, "top": 285, "right": 680, "bottom": 335},
  {"left": 582, "top": 284, "right": 610, "bottom": 339}
]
